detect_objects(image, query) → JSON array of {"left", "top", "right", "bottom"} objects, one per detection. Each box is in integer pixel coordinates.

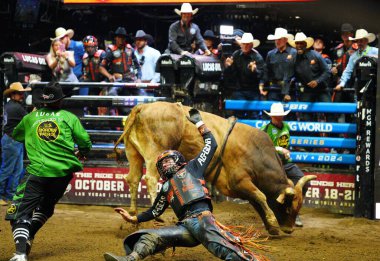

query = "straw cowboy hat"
[
  {"left": 3, "top": 82, "right": 31, "bottom": 97},
  {"left": 237, "top": 33, "right": 260, "bottom": 48},
  {"left": 349, "top": 29, "right": 376, "bottom": 43},
  {"left": 50, "top": 27, "right": 74, "bottom": 41},
  {"left": 174, "top": 3, "right": 198, "bottom": 16},
  {"left": 288, "top": 32, "right": 314, "bottom": 49},
  {"left": 264, "top": 102, "right": 291, "bottom": 117},
  {"left": 267, "top": 28, "right": 294, "bottom": 41}
]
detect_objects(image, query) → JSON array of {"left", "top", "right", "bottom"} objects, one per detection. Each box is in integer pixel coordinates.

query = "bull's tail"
[{"left": 114, "top": 104, "right": 143, "bottom": 161}]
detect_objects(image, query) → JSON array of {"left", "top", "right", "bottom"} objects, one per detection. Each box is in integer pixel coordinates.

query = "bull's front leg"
[
  {"left": 124, "top": 145, "right": 144, "bottom": 216},
  {"left": 234, "top": 179, "right": 281, "bottom": 235}
]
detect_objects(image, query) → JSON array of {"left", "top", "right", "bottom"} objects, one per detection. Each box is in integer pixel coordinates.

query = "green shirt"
[
  {"left": 261, "top": 122, "right": 291, "bottom": 163},
  {"left": 13, "top": 107, "right": 92, "bottom": 177}
]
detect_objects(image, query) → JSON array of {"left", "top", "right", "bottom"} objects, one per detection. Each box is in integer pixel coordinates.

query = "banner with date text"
[{"left": 303, "top": 173, "right": 355, "bottom": 214}]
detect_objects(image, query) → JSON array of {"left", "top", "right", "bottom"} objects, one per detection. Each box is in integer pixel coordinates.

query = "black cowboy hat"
[
  {"left": 203, "top": 30, "right": 217, "bottom": 40},
  {"left": 41, "top": 82, "right": 66, "bottom": 104},
  {"left": 111, "top": 27, "right": 128, "bottom": 37},
  {"left": 341, "top": 23, "right": 354, "bottom": 33}
]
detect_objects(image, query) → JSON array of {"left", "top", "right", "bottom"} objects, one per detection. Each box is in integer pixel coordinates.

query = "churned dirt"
[{"left": 1, "top": 201, "right": 379, "bottom": 261}]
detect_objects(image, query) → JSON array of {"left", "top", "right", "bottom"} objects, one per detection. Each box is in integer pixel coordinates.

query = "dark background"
[{"left": 0, "top": 0, "right": 378, "bottom": 56}]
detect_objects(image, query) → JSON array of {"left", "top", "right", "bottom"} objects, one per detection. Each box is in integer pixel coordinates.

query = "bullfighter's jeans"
[{"left": 0, "top": 134, "right": 24, "bottom": 201}]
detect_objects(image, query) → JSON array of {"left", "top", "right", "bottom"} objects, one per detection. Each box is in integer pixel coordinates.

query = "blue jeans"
[{"left": 0, "top": 134, "right": 24, "bottom": 200}]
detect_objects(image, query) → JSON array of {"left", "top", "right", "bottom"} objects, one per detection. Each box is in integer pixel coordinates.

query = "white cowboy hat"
[
  {"left": 174, "top": 3, "right": 198, "bottom": 16},
  {"left": 267, "top": 28, "right": 294, "bottom": 41},
  {"left": 237, "top": 33, "right": 260, "bottom": 48},
  {"left": 50, "top": 27, "right": 74, "bottom": 41},
  {"left": 349, "top": 29, "right": 376, "bottom": 43},
  {"left": 288, "top": 32, "right": 314, "bottom": 49},
  {"left": 264, "top": 102, "right": 291, "bottom": 117}
]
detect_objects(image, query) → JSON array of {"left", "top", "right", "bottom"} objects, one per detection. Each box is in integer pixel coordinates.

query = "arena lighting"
[{"left": 63, "top": 0, "right": 315, "bottom": 4}]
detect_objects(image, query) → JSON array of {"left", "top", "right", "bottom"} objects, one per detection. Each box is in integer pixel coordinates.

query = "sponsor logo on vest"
[{"left": 202, "top": 62, "right": 222, "bottom": 72}]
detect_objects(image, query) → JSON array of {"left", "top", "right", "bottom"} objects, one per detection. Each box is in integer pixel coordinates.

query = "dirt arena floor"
[{"left": 1, "top": 201, "right": 380, "bottom": 261}]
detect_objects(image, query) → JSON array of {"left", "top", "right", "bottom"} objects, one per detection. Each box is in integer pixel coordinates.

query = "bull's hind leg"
[
  {"left": 124, "top": 142, "right": 144, "bottom": 215},
  {"left": 144, "top": 160, "right": 160, "bottom": 206},
  {"left": 234, "top": 178, "right": 281, "bottom": 235}
]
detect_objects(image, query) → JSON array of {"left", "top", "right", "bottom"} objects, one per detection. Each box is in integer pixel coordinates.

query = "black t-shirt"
[{"left": 3, "top": 99, "right": 27, "bottom": 136}]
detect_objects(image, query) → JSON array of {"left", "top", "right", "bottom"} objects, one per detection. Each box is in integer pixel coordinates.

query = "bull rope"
[
  {"left": 177, "top": 102, "right": 237, "bottom": 185},
  {"left": 207, "top": 116, "right": 237, "bottom": 186}
]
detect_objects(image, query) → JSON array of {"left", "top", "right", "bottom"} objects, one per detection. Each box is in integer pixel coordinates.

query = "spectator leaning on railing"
[
  {"left": 264, "top": 27, "right": 296, "bottom": 102},
  {"left": 335, "top": 29, "right": 378, "bottom": 92},
  {"left": 289, "top": 32, "right": 331, "bottom": 122}
]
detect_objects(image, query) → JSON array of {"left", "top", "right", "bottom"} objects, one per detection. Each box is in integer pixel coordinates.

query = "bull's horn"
[
  {"left": 285, "top": 187, "right": 295, "bottom": 197},
  {"left": 276, "top": 187, "right": 295, "bottom": 204},
  {"left": 295, "top": 175, "right": 317, "bottom": 190},
  {"left": 276, "top": 191, "right": 285, "bottom": 204}
]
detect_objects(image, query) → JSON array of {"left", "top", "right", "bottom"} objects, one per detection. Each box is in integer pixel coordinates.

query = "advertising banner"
[
  {"left": 61, "top": 167, "right": 355, "bottom": 215},
  {"left": 60, "top": 167, "right": 161, "bottom": 206},
  {"left": 304, "top": 173, "right": 355, "bottom": 214}
]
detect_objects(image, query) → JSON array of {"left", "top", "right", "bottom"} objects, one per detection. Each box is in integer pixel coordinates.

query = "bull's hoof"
[
  {"left": 281, "top": 226, "right": 294, "bottom": 234},
  {"left": 267, "top": 226, "right": 281, "bottom": 235}
]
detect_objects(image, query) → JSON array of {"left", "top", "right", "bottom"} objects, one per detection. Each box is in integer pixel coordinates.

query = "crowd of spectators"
[{"left": 41, "top": 4, "right": 378, "bottom": 119}]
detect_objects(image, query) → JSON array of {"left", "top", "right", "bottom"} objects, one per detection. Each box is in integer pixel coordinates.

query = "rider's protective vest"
[
  {"left": 108, "top": 44, "right": 134, "bottom": 78},
  {"left": 83, "top": 49, "right": 105, "bottom": 82},
  {"left": 166, "top": 168, "right": 210, "bottom": 218}
]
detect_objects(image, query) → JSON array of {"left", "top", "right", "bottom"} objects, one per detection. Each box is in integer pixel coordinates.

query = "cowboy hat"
[
  {"left": 341, "top": 23, "right": 354, "bottom": 33},
  {"left": 349, "top": 29, "right": 376, "bottom": 43},
  {"left": 112, "top": 27, "right": 128, "bottom": 37},
  {"left": 50, "top": 27, "right": 74, "bottom": 41},
  {"left": 41, "top": 82, "right": 66, "bottom": 104},
  {"left": 135, "top": 30, "right": 147, "bottom": 39},
  {"left": 267, "top": 28, "right": 294, "bottom": 41},
  {"left": 3, "top": 82, "right": 31, "bottom": 97},
  {"left": 237, "top": 33, "right": 260, "bottom": 48},
  {"left": 174, "top": 3, "right": 198, "bottom": 16},
  {"left": 203, "top": 30, "right": 217, "bottom": 39},
  {"left": 264, "top": 102, "right": 291, "bottom": 117},
  {"left": 288, "top": 32, "right": 314, "bottom": 49}
]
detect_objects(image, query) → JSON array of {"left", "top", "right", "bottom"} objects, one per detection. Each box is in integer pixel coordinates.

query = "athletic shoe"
[
  {"left": 9, "top": 253, "right": 28, "bottom": 261},
  {"left": 295, "top": 215, "right": 303, "bottom": 227}
]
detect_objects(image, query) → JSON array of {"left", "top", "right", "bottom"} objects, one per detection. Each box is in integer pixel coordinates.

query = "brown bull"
[{"left": 114, "top": 102, "right": 315, "bottom": 235}]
